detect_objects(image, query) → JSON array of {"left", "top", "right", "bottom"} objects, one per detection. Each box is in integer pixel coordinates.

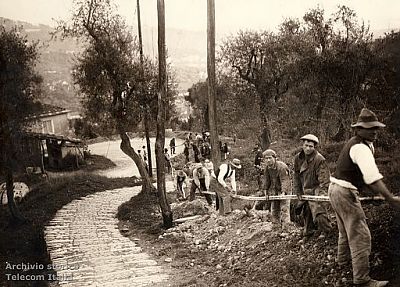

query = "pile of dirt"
[
  {"left": 120, "top": 192, "right": 400, "bottom": 287},
  {"left": 119, "top": 194, "right": 341, "bottom": 286},
  {"left": 170, "top": 199, "right": 212, "bottom": 218}
]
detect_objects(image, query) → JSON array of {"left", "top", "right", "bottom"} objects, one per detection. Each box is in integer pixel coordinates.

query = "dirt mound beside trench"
[{"left": 119, "top": 187, "right": 400, "bottom": 287}]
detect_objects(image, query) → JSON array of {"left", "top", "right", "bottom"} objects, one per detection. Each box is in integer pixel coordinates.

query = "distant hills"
[
  {"left": 1, "top": 17, "right": 84, "bottom": 112},
  {"left": 3, "top": 16, "right": 393, "bottom": 115},
  {"left": 1, "top": 17, "right": 207, "bottom": 113}
]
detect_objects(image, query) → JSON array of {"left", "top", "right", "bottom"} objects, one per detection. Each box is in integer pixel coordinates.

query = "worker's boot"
[{"left": 315, "top": 214, "right": 332, "bottom": 233}]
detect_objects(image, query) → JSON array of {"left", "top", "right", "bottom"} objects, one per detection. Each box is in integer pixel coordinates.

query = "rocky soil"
[{"left": 118, "top": 191, "right": 400, "bottom": 287}]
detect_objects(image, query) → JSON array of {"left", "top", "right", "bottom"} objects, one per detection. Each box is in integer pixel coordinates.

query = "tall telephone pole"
[
  {"left": 136, "top": 0, "right": 153, "bottom": 177},
  {"left": 156, "top": 0, "right": 173, "bottom": 228},
  {"left": 207, "top": 0, "right": 220, "bottom": 165}
]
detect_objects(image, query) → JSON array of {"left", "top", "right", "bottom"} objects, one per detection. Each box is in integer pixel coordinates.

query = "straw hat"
[{"left": 231, "top": 158, "right": 242, "bottom": 169}]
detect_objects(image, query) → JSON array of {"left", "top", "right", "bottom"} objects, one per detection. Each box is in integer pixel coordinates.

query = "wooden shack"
[{"left": 17, "top": 132, "right": 85, "bottom": 172}]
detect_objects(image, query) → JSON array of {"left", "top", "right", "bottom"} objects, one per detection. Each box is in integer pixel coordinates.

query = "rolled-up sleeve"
[
  {"left": 204, "top": 169, "right": 210, "bottom": 190},
  {"left": 217, "top": 164, "right": 228, "bottom": 188},
  {"left": 193, "top": 170, "right": 200, "bottom": 187},
  {"left": 350, "top": 144, "right": 383, "bottom": 185}
]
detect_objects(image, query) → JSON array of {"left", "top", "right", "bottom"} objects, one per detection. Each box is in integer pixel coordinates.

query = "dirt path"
[{"left": 89, "top": 137, "right": 184, "bottom": 178}]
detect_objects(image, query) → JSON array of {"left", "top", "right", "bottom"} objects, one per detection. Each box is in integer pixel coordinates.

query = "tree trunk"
[
  {"left": 259, "top": 125, "right": 272, "bottom": 151},
  {"left": 259, "top": 95, "right": 272, "bottom": 151},
  {"left": 157, "top": 0, "right": 173, "bottom": 228},
  {"left": 6, "top": 169, "right": 26, "bottom": 223},
  {"left": 3, "top": 133, "right": 25, "bottom": 223},
  {"left": 144, "top": 109, "right": 153, "bottom": 177},
  {"left": 204, "top": 105, "right": 210, "bottom": 131},
  {"left": 119, "top": 132, "right": 155, "bottom": 192},
  {"left": 136, "top": 0, "right": 153, "bottom": 178},
  {"left": 207, "top": 0, "right": 220, "bottom": 166},
  {"left": 332, "top": 119, "right": 349, "bottom": 142}
]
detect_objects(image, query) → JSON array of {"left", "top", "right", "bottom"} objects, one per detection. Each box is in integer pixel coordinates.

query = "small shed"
[
  {"left": 18, "top": 132, "right": 85, "bottom": 171},
  {"left": 27, "top": 104, "right": 71, "bottom": 135}
]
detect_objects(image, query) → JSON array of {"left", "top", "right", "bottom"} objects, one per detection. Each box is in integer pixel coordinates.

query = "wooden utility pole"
[
  {"left": 156, "top": 0, "right": 173, "bottom": 228},
  {"left": 136, "top": 0, "right": 153, "bottom": 177},
  {"left": 207, "top": 0, "right": 220, "bottom": 165}
]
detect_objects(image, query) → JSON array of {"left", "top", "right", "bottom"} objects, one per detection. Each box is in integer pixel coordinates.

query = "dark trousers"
[
  {"left": 189, "top": 180, "right": 213, "bottom": 205},
  {"left": 177, "top": 181, "right": 185, "bottom": 198},
  {"left": 211, "top": 180, "right": 231, "bottom": 215},
  {"left": 165, "top": 161, "right": 171, "bottom": 173}
]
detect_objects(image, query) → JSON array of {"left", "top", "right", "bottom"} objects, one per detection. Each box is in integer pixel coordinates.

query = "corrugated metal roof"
[
  {"left": 23, "top": 131, "right": 82, "bottom": 144},
  {"left": 28, "top": 103, "right": 70, "bottom": 119}
]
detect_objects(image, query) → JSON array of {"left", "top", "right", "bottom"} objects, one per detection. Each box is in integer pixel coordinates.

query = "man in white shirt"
[
  {"left": 189, "top": 163, "right": 212, "bottom": 205},
  {"left": 203, "top": 159, "right": 215, "bottom": 178},
  {"left": 328, "top": 108, "right": 400, "bottom": 287},
  {"left": 212, "top": 158, "right": 241, "bottom": 215},
  {"left": 175, "top": 170, "right": 189, "bottom": 200}
]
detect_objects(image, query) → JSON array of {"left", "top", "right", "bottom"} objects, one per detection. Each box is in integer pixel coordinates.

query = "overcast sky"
[{"left": 1, "top": 0, "right": 400, "bottom": 35}]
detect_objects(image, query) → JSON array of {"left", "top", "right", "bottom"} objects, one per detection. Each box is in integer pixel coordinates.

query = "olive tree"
[
  {"left": 219, "top": 22, "right": 306, "bottom": 149},
  {"left": 0, "top": 25, "right": 42, "bottom": 222},
  {"left": 56, "top": 0, "right": 158, "bottom": 192}
]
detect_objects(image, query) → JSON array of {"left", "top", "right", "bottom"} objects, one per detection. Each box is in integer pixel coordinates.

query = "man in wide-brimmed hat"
[
  {"left": 211, "top": 158, "right": 242, "bottom": 215},
  {"left": 328, "top": 108, "right": 400, "bottom": 287}
]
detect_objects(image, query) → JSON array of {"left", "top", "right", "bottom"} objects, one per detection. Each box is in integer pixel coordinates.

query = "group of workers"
[
  {"left": 175, "top": 157, "right": 242, "bottom": 216},
  {"left": 173, "top": 108, "right": 400, "bottom": 287}
]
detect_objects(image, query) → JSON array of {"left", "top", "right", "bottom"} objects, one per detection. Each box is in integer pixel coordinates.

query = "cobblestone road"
[{"left": 44, "top": 186, "right": 169, "bottom": 286}]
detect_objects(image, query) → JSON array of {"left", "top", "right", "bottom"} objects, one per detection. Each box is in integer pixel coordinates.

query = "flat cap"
[
  {"left": 262, "top": 149, "right": 277, "bottom": 158},
  {"left": 300, "top": 134, "right": 319, "bottom": 144}
]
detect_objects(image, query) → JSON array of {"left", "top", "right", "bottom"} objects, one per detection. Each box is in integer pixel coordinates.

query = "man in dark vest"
[
  {"left": 211, "top": 158, "right": 241, "bottom": 215},
  {"left": 328, "top": 108, "right": 400, "bottom": 287}
]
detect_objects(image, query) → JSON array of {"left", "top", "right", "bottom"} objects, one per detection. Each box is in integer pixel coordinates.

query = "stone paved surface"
[{"left": 44, "top": 186, "right": 169, "bottom": 286}]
